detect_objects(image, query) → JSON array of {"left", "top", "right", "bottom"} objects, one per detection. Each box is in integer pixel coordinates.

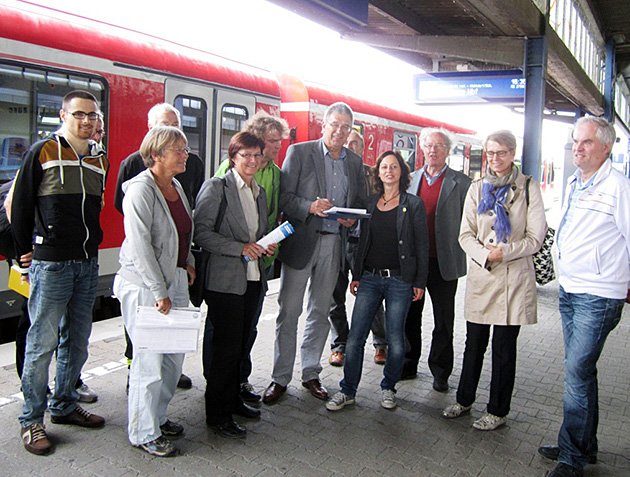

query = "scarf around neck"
[{"left": 477, "top": 165, "right": 519, "bottom": 242}]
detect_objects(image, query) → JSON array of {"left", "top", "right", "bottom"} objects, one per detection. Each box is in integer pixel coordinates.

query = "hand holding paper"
[
  {"left": 322, "top": 207, "right": 371, "bottom": 220},
  {"left": 243, "top": 221, "right": 295, "bottom": 262}
]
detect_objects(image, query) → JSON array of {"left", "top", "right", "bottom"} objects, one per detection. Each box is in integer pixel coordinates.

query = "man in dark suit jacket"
[
  {"left": 113, "top": 102, "right": 204, "bottom": 390},
  {"left": 263, "top": 102, "right": 367, "bottom": 404},
  {"left": 402, "top": 128, "right": 471, "bottom": 392}
]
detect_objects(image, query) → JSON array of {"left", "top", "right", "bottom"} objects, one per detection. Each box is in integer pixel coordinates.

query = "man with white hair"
[
  {"left": 539, "top": 116, "right": 630, "bottom": 477},
  {"left": 114, "top": 103, "right": 204, "bottom": 390}
]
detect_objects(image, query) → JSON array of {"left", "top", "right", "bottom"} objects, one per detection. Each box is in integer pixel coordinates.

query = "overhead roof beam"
[{"left": 341, "top": 33, "right": 524, "bottom": 67}]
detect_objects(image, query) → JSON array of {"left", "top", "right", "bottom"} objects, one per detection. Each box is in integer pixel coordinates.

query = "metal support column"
[
  {"left": 522, "top": 36, "right": 547, "bottom": 180},
  {"left": 603, "top": 39, "right": 615, "bottom": 122}
]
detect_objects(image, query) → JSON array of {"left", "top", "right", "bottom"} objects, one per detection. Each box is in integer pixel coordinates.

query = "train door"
[
  {"left": 215, "top": 91, "right": 256, "bottom": 172},
  {"left": 164, "top": 79, "right": 213, "bottom": 178}
]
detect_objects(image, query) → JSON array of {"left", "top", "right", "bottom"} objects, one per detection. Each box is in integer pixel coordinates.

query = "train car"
[{"left": 0, "top": 2, "right": 477, "bottom": 320}]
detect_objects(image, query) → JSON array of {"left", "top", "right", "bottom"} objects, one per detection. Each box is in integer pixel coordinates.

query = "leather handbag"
[
  {"left": 525, "top": 177, "right": 556, "bottom": 285},
  {"left": 189, "top": 178, "right": 227, "bottom": 307}
]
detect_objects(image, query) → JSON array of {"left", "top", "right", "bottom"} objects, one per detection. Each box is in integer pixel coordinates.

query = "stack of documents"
[
  {"left": 134, "top": 306, "right": 203, "bottom": 354},
  {"left": 322, "top": 207, "right": 371, "bottom": 220}
]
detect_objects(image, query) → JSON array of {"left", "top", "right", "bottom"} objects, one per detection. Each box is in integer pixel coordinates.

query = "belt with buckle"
[
  {"left": 316, "top": 231, "right": 336, "bottom": 235},
  {"left": 367, "top": 268, "right": 401, "bottom": 278}
]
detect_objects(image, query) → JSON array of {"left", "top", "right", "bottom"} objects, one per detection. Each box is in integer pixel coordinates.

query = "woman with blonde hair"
[{"left": 442, "top": 130, "right": 546, "bottom": 430}]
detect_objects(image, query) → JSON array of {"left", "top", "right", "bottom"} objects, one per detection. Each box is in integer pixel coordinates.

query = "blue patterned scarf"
[{"left": 477, "top": 165, "right": 519, "bottom": 243}]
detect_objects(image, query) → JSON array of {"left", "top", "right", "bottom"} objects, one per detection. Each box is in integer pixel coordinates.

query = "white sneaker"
[
  {"left": 76, "top": 383, "right": 98, "bottom": 403},
  {"left": 326, "top": 392, "right": 355, "bottom": 411},
  {"left": 472, "top": 413, "right": 506, "bottom": 431},
  {"left": 380, "top": 389, "right": 396, "bottom": 409},
  {"left": 442, "top": 402, "right": 472, "bottom": 419}
]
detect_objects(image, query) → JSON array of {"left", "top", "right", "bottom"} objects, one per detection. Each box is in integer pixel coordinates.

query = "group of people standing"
[{"left": 11, "top": 90, "right": 628, "bottom": 477}]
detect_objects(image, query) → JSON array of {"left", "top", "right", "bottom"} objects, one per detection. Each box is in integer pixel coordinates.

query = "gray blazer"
[
  {"left": 279, "top": 139, "right": 367, "bottom": 270},
  {"left": 193, "top": 169, "right": 268, "bottom": 295},
  {"left": 407, "top": 167, "right": 471, "bottom": 281}
]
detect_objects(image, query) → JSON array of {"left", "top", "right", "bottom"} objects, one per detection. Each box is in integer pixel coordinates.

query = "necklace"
[{"left": 382, "top": 192, "right": 400, "bottom": 205}]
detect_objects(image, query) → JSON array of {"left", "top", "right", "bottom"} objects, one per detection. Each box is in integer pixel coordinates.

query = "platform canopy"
[{"left": 270, "top": 0, "right": 630, "bottom": 129}]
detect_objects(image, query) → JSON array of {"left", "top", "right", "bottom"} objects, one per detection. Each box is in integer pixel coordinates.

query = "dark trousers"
[
  {"left": 403, "top": 258, "right": 458, "bottom": 381},
  {"left": 16, "top": 297, "right": 82, "bottom": 388},
  {"left": 203, "top": 282, "right": 262, "bottom": 425},
  {"left": 239, "top": 269, "right": 267, "bottom": 384},
  {"left": 456, "top": 322, "right": 520, "bottom": 418}
]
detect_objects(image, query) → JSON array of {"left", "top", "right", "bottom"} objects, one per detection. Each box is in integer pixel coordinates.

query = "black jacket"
[
  {"left": 352, "top": 192, "right": 429, "bottom": 289},
  {"left": 12, "top": 135, "right": 108, "bottom": 264}
]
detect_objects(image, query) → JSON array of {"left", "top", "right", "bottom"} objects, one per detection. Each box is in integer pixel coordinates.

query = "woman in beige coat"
[{"left": 442, "top": 130, "right": 546, "bottom": 431}]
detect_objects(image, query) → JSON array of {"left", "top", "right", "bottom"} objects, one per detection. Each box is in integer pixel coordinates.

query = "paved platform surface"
[{"left": 0, "top": 278, "right": 628, "bottom": 476}]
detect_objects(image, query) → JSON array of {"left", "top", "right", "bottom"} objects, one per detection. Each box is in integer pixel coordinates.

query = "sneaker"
[
  {"left": 160, "top": 419, "right": 184, "bottom": 437},
  {"left": 381, "top": 389, "right": 397, "bottom": 409},
  {"left": 472, "top": 413, "right": 507, "bottom": 431},
  {"left": 76, "top": 383, "right": 98, "bottom": 403},
  {"left": 328, "top": 351, "right": 344, "bottom": 367},
  {"left": 21, "top": 423, "right": 53, "bottom": 455},
  {"left": 326, "top": 391, "right": 355, "bottom": 411},
  {"left": 50, "top": 406, "right": 105, "bottom": 428},
  {"left": 177, "top": 373, "right": 192, "bottom": 389},
  {"left": 240, "top": 382, "right": 261, "bottom": 403},
  {"left": 373, "top": 348, "right": 387, "bottom": 365},
  {"left": 442, "top": 402, "right": 472, "bottom": 419},
  {"left": 135, "top": 435, "right": 179, "bottom": 457}
]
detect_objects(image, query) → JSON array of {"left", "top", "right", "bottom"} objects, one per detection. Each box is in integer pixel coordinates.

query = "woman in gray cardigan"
[
  {"left": 194, "top": 132, "right": 276, "bottom": 439},
  {"left": 114, "top": 126, "right": 195, "bottom": 457}
]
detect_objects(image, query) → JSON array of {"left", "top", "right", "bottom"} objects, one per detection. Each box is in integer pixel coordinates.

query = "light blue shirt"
[
  {"left": 321, "top": 142, "right": 348, "bottom": 234},
  {"left": 421, "top": 164, "right": 448, "bottom": 186},
  {"left": 557, "top": 168, "right": 598, "bottom": 250}
]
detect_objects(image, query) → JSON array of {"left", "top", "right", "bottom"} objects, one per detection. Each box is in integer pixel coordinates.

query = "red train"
[{"left": 0, "top": 2, "right": 480, "bottom": 319}]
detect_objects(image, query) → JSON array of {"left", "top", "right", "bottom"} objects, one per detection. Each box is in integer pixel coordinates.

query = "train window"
[
  {"left": 220, "top": 104, "right": 248, "bottom": 159},
  {"left": 173, "top": 95, "right": 207, "bottom": 162},
  {"left": 393, "top": 130, "right": 417, "bottom": 172},
  {"left": 0, "top": 61, "right": 107, "bottom": 184}
]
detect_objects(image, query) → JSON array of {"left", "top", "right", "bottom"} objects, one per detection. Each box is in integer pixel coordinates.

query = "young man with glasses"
[{"left": 12, "top": 90, "right": 109, "bottom": 455}]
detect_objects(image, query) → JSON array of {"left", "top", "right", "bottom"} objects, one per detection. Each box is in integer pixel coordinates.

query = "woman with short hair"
[
  {"left": 114, "top": 125, "right": 195, "bottom": 457},
  {"left": 442, "top": 130, "right": 546, "bottom": 430},
  {"left": 194, "top": 131, "right": 276, "bottom": 439}
]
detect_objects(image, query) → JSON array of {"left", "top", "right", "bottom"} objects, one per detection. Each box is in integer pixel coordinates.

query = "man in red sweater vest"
[{"left": 401, "top": 129, "right": 471, "bottom": 392}]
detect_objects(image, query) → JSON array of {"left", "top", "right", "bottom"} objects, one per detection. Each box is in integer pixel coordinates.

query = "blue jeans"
[
  {"left": 340, "top": 273, "right": 412, "bottom": 397},
  {"left": 19, "top": 258, "right": 99, "bottom": 427},
  {"left": 557, "top": 287, "right": 624, "bottom": 469}
]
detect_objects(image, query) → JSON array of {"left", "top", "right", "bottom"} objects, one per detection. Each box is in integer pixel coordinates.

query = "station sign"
[{"left": 414, "top": 70, "right": 525, "bottom": 105}]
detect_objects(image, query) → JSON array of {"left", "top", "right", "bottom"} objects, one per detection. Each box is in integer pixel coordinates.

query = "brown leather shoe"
[
  {"left": 50, "top": 406, "right": 105, "bottom": 428},
  {"left": 302, "top": 379, "right": 328, "bottom": 400},
  {"left": 262, "top": 382, "right": 286, "bottom": 405},
  {"left": 329, "top": 351, "right": 344, "bottom": 367},
  {"left": 374, "top": 348, "right": 387, "bottom": 365}
]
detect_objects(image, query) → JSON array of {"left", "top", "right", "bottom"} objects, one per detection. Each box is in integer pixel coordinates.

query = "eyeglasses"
[
  {"left": 485, "top": 150, "right": 512, "bottom": 158},
  {"left": 238, "top": 152, "right": 263, "bottom": 160},
  {"left": 66, "top": 110, "right": 101, "bottom": 121},
  {"left": 166, "top": 147, "right": 190, "bottom": 155},
  {"left": 423, "top": 143, "right": 448, "bottom": 150},
  {"left": 326, "top": 122, "right": 352, "bottom": 133}
]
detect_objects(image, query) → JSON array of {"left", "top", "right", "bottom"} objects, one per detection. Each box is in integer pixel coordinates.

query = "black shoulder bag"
[{"left": 189, "top": 178, "right": 227, "bottom": 307}]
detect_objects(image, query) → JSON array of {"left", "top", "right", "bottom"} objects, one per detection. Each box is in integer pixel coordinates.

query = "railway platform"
[{"left": 0, "top": 278, "right": 628, "bottom": 476}]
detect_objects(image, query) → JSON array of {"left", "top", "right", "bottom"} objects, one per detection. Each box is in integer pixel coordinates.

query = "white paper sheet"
[{"left": 134, "top": 306, "right": 203, "bottom": 354}]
